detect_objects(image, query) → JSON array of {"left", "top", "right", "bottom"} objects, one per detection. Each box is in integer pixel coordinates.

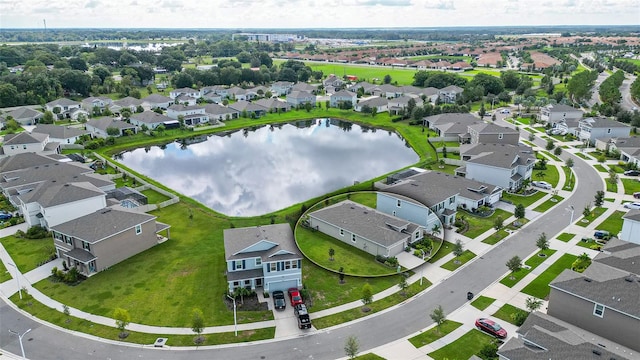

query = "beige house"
[{"left": 51, "top": 208, "right": 170, "bottom": 276}]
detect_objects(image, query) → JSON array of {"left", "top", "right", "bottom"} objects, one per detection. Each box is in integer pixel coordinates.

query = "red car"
[
  {"left": 475, "top": 318, "right": 507, "bottom": 339},
  {"left": 288, "top": 288, "right": 303, "bottom": 306}
]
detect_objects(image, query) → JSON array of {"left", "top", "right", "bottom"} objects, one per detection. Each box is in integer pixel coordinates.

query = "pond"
[{"left": 116, "top": 119, "right": 419, "bottom": 216}]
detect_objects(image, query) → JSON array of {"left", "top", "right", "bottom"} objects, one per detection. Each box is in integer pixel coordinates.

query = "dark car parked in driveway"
[
  {"left": 272, "top": 290, "right": 286, "bottom": 310},
  {"left": 475, "top": 318, "right": 507, "bottom": 339},
  {"left": 0, "top": 211, "right": 12, "bottom": 220},
  {"left": 294, "top": 304, "right": 312, "bottom": 329}
]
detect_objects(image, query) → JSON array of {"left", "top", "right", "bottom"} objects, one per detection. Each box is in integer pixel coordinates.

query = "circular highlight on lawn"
[{"left": 295, "top": 191, "right": 435, "bottom": 277}]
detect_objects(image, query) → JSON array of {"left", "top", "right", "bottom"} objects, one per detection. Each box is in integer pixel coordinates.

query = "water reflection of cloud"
[{"left": 118, "top": 121, "right": 418, "bottom": 216}]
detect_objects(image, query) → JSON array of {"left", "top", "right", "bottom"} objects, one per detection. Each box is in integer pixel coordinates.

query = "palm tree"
[
  {"left": 431, "top": 223, "right": 442, "bottom": 239},
  {"left": 535, "top": 171, "right": 547, "bottom": 181}
]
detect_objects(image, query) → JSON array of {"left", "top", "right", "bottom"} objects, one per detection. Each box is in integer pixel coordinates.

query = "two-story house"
[
  {"left": 45, "top": 98, "right": 82, "bottom": 119},
  {"left": 466, "top": 122, "right": 520, "bottom": 145},
  {"left": 51, "top": 207, "right": 170, "bottom": 277},
  {"left": 437, "top": 85, "right": 463, "bottom": 104},
  {"left": 330, "top": 90, "right": 357, "bottom": 108},
  {"left": 578, "top": 117, "right": 631, "bottom": 146},
  {"left": 169, "top": 87, "right": 201, "bottom": 100},
  {"left": 539, "top": 103, "right": 583, "bottom": 125},
  {"left": 111, "top": 96, "right": 143, "bottom": 114},
  {"left": 270, "top": 81, "right": 294, "bottom": 96},
  {"left": 548, "top": 238, "right": 640, "bottom": 352},
  {"left": 2, "top": 132, "right": 60, "bottom": 157},
  {"left": 16, "top": 180, "right": 107, "bottom": 229},
  {"left": 286, "top": 91, "right": 316, "bottom": 107},
  {"left": 223, "top": 224, "right": 302, "bottom": 293},
  {"left": 606, "top": 137, "right": 640, "bottom": 166},
  {"left": 307, "top": 200, "right": 424, "bottom": 258},
  {"left": 32, "top": 124, "right": 90, "bottom": 147},
  {"left": 81, "top": 96, "right": 113, "bottom": 114},
  {"left": 457, "top": 143, "right": 535, "bottom": 191}
]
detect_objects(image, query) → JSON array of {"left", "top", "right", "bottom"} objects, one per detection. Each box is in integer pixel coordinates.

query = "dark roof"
[
  {"left": 0, "top": 162, "right": 112, "bottom": 191},
  {"left": 65, "top": 248, "right": 96, "bottom": 263},
  {"left": 32, "top": 124, "right": 89, "bottom": 139},
  {"left": 546, "top": 103, "right": 582, "bottom": 112},
  {"left": 0, "top": 153, "right": 58, "bottom": 173},
  {"left": 18, "top": 181, "right": 104, "bottom": 207},
  {"left": 462, "top": 143, "right": 536, "bottom": 169},
  {"left": 499, "top": 312, "right": 633, "bottom": 360},
  {"left": 51, "top": 208, "right": 157, "bottom": 244},
  {"left": 131, "top": 111, "right": 173, "bottom": 124},
  {"left": 142, "top": 94, "right": 172, "bottom": 104},
  {"left": 308, "top": 200, "right": 418, "bottom": 248},
  {"left": 86, "top": 117, "right": 137, "bottom": 131},
  {"left": 3, "top": 132, "right": 48, "bottom": 145},
  {"left": 223, "top": 224, "right": 301, "bottom": 262},
  {"left": 204, "top": 103, "right": 239, "bottom": 116},
  {"left": 423, "top": 113, "right": 479, "bottom": 126}
]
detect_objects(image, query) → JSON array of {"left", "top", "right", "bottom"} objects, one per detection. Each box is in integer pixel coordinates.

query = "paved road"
[
  {"left": 0, "top": 127, "right": 603, "bottom": 360},
  {"left": 620, "top": 73, "right": 638, "bottom": 111}
]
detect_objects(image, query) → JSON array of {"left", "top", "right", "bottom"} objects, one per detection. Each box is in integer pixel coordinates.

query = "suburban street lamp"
[
  {"left": 226, "top": 294, "right": 237, "bottom": 337},
  {"left": 6, "top": 262, "right": 22, "bottom": 300},
  {"left": 567, "top": 205, "right": 575, "bottom": 225},
  {"left": 8, "top": 328, "right": 31, "bottom": 360}
]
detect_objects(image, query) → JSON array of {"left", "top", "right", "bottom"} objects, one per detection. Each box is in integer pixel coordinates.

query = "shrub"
[
  {"left": 25, "top": 226, "right": 49, "bottom": 239},
  {"left": 510, "top": 310, "right": 528, "bottom": 326}
]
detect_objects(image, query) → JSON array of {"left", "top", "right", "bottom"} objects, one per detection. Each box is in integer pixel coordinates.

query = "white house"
[
  {"left": 438, "top": 85, "right": 463, "bottom": 104},
  {"left": 45, "top": 98, "right": 82, "bottom": 119},
  {"left": 270, "top": 81, "right": 294, "bottom": 96},
  {"left": 2, "top": 132, "right": 60, "bottom": 157},
  {"left": 457, "top": 143, "right": 536, "bottom": 192},
  {"left": 169, "top": 87, "right": 201, "bottom": 100},
  {"left": 539, "top": 104, "right": 583, "bottom": 125},
  {"left": 330, "top": 90, "right": 357, "bottom": 108},
  {"left": 81, "top": 97, "right": 113, "bottom": 113},
  {"left": 354, "top": 96, "right": 389, "bottom": 113},
  {"left": 223, "top": 224, "right": 303, "bottom": 293},
  {"left": 286, "top": 91, "right": 316, "bottom": 107},
  {"left": 16, "top": 180, "right": 107, "bottom": 229},
  {"left": 620, "top": 209, "right": 640, "bottom": 245},
  {"left": 142, "top": 94, "right": 173, "bottom": 110},
  {"left": 85, "top": 117, "right": 138, "bottom": 138},
  {"left": 166, "top": 104, "right": 210, "bottom": 126},
  {"left": 0, "top": 107, "right": 43, "bottom": 125},
  {"left": 578, "top": 117, "right": 631, "bottom": 146},
  {"left": 32, "top": 124, "right": 90, "bottom": 147},
  {"left": 130, "top": 111, "right": 174, "bottom": 130},
  {"left": 204, "top": 103, "right": 239, "bottom": 121}
]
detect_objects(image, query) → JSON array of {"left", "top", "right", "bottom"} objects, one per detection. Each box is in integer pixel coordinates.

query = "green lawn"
[
  {"left": 606, "top": 181, "right": 618, "bottom": 193},
  {"left": 408, "top": 320, "right": 463, "bottom": 348},
  {"left": 577, "top": 206, "right": 606, "bottom": 227},
  {"left": 140, "top": 189, "right": 172, "bottom": 204},
  {"left": 533, "top": 165, "right": 559, "bottom": 187},
  {"left": 521, "top": 254, "right": 578, "bottom": 299},
  {"left": 427, "top": 240, "right": 454, "bottom": 264},
  {"left": 10, "top": 293, "right": 274, "bottom": 346},
  {"left": 492, "top": 303, "right": 528, "bottom": 325},
  {"left": 470, "top": 295, "right": 496, "bottom": 311},
  {"left": 428, "top": 329, "right": 495, "bottom": 360},
  {"left": 556, "top": 233, "right": 575, "bottom": 242},
  {"left": 300, "top": 62, "right": 419, "bottom": 85},
  {"left": 575, "top": 152, "right": 591, "bottom": 160},
  {"left": 440, "top": 250, "right": 476, "bottom": 271},
  {"left": 593, "top": 210, "right": 625, "bottom": 235},
  {"left": 562, "top": 166, "right": 575, "bottom": 191},
  {"left": 540, "top": 150, "right": 561, "bottom": 161},
  {"left": 0, "top": 261, "right": 11, "bottom": 283},
  {"left": 0, "top": 236, "right": 55, "bottom": 273},
  {"left": 622, "top": 178, "right": 640, "bottom": 195},
  {"left": 482, "top": 229, "right": 509, "bottom": 245},
  {"left": 515, "top": 117, "right": 530, "bottom": 125},
  {"left": 500, "top": 250, "right": 557, "bottom": 288},
  {"left": 462, "top": 209, "right": 511, "bottom": 239},
  {"left": 311, "top": 279, "right": 431, "bottom": 329},
  {"left": 296, "top": 226, "right": 400, "bottom": 276},
  {"left": 501, "top": 191, "right": 546, "bottom": 208},
  {"left": 532, "top": 195, "right": 564, "bottom": 212},
  {"left": 354, "top": 354, "right": 386, "bottom": 360}
]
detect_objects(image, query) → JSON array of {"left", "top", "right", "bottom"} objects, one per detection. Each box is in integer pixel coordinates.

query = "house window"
[
  {"left": 397, "top": 200, "right": 401, "bottom": 207},
  {"left": 351, "top": 234, "right": 356, "bottom": 243},
  {"left": 593, "top": 303, "right": 605, "bottom": 317},
  {"left": 270, "top": 263, "right": 277, "bottom": 272},
  {"left": 607, "top": 129, "right": 611, "bottom": 134},
  {"left": 232, "top": 281, "right": 239, "bottom": 287},
  {"left": 285, "top": 261, "right": 291, "bottom": 270},
  {"left": 340, "top": 228, "right": 344, "bottom": 236},
  {"left": 498, "top": 133, "right": 503, "bottom": 139},
  {"left": 415, "top": 232, "right": 420, "bottom": 240},
  {"left": 255, "top": 258, "right": 262, "bottom": 267},
  {"left": 135, "top": 224, "right": 142, "bottom": 235},
  {"left": 392, "top": 211, "right": 396, "bottom": 216},
  {"left": 23, "top": 145, "right": 27, "bottom": 149},
  {"left": 449, "top": 197, "right": 455, "bottom": 204},
  {"left": 235, "top": 260, "right": 243, "bottom": 270},
  {"left": 65, "top": 236, "right": 73, "bottom": 245},
  {"left": 82, "top": 241, "right": 91, "bottom": 251},
  {"left": 291, "top": 260, "right": 298, "bottom": 269}
]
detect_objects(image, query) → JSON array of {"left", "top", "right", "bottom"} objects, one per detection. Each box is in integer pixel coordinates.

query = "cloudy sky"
[{"left": 1, "top": 0, "right": 637, "bottom": 29}]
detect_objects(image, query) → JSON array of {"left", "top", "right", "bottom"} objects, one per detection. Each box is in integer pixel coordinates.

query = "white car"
[
  {"left": 500, "top": 109, "right": 510, "bottom": 114},
  {"left": 532, "top": 181, "right": 552, "bottom": 190},
  {"left": 623, "top": 202, "right": 640, "bottom": 210}
]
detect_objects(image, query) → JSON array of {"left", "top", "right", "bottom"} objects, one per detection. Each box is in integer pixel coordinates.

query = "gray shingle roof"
[
  {"left": 4, "top": 107, "right": 43, "bottom": 120},
  {"left": 546, "top": 103, "right": 581, "bottom": 113},
  {"left": 499, "top": 311, "right": 632, "bottom": 360},
  {"left": 32, "top": 124, "right": 89, "bottom": 139},
  {"left": 223, "top": 223, "right": 301, "bottom": 262},
  {"left": 550, "top": 239, "right": 640, "bottom": 319},
  {"left": 0, "top": 153, "right": 58, "bottom": 173},
  {"left": 308, "top": 200, "right": 418, "bottom": 248},
  {"left": 65, "top": 248, "right": 96, "bottom": 263},
  {"left": 18, "top": 181, "right": 104, "bottom": 207},
  {"left": 131, "top": 111, "right": 173, "bottom": 124},
  {"left": 462, "top": 143, "right": 535, "bottom": 169},
  {"left": 142, "top": 94, "right": 172, "bottom": 104},
  {"left": 86, "top": 117, "right": 136, "bottom": 132},
  {"left": 622, "top": 208, "right": 640, "bottom": 221},
  {"left": 423, "top": 113, "right": 479, "bottom": 127},
  {"left": 113, "top": 96, "right": 143, "bottom": 107},
  {"left": 3, "top": 132, "right": 48, "bottom": 145},
  {"left": 46, "top": 98, "right": 80, "bottom": 107},
  {"left": 228, "top": 100, "right": 267, "bottom": 113},
  {"left": 357, "top": 96, "right": 388, "bottom": 108},
  {"left": 580, "top": 116, "right": 630, "bottom": 128},
  {"left": 51, "top": 208, "right": 156, "bottom": 244},
  {"left": 204, "top": 103, "right": 238, "bottom": 116},
  {"left": 468, "top": 122, "right": 519, "bottom": 135},
  {"left": 0, "top": 162, "right": 112, "bottom": 191}
]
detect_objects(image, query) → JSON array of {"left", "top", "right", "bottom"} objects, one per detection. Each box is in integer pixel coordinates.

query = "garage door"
[{"left": 266, "top": 280, "right": 298, "bottom": 293}]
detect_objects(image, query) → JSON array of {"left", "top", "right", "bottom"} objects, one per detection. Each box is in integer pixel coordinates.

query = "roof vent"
[
  {"left": 64, "top": 184, "right": 70, "bottom": 187},
  {"left": 100, "top": 208, "right": 111, "bottom": 214},
  {"left": 51, "top": 180, "right": 56, "bottom": 183},
  {"left": 584, "top": 278, "right": 592, "bottom": 282},
  {"left": 350, "top": 206, "right": 355, "bottom": 209},
  {"left": 592, "top": 350, "right": 602, "bottom": 356},
  {"left": 625, "top": 277, "right": 634, "bottom": 282}
]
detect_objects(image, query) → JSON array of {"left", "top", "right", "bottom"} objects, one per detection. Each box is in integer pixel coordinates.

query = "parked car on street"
[
  {"left": 288, "top": 288, "right": 303, "bottom": 307},
  {"left": 272, "top": 290, "right": 286, "bottom": 310},
  {"left": 294, "top": 303, "right": 312, "bottom": 329},
  {"left": 634, "top": 192, "right": 640, "bottom": 199},
  {"left": 624, "top": 170, "right": 640, "bottom": 176},
  {"left": 475, "top": 318, "right": 507, "bottom": 339},
  {"left": 532, "top": 181, "right": 552, "bottom": 190},
  {"left": 623, "top": 202, "right": 640, "bottom": 210}
]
